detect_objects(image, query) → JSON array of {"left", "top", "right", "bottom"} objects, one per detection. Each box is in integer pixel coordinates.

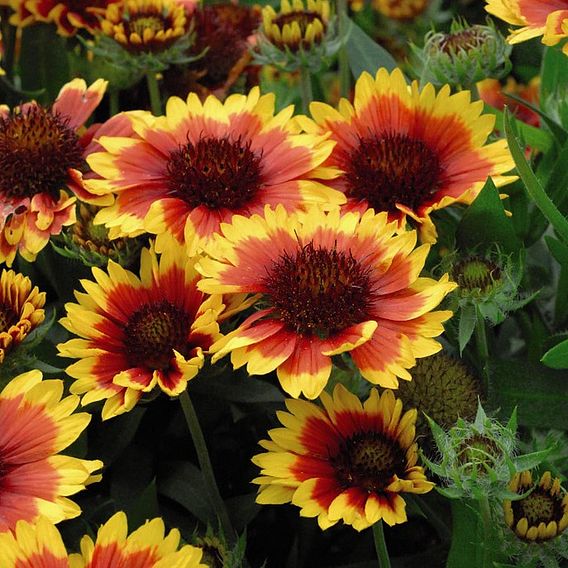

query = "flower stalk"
[
  {"left": 299, "top": 65, "right": 313, "bottom": 114},
  {"left": 146, "top": 70, "right": 163, "bottom": 116},
  {"left": 373, "top": 520, "right": 392, "bottom": 568},
  {"left": 179, "top": 390, "right": 236, "bottom": 544}
]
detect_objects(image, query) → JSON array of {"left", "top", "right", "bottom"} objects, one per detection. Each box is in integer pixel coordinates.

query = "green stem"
[
  {"left": 479, "top": 496, "right": 492, "bottom": 568},
  {"left": 372, "top": 521, "right": 391, "bottom": 568},
  {"left": 299, "top": 66, "right": 313, "bottom": 115},
  {"left": 336, "top": 0, "right": 350, "bottom": 98},
  {"left": 179, "top": 390, "right": 235, "bottom": 543},
  {"left": 145, "top": 70, "right": 162, "bottom": 116},
  {"left": 109, "top": 90, "right": 120, "bottom": 116},
  {"left": 474, "top": 307, "right": 490, "bottom": 391}
]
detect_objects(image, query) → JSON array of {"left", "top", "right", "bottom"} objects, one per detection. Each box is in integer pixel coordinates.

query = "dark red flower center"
[
  {"left": 123, "top": 300, "right": 191, "bottom": 370},
  {"left": 331, "top": 431, "right": 407, "bottom": 493},
  {"left": 263, "top": 241, "right": 375, "bottom": 337},
  {"left": 0, "top": 303, "right": 18, "bottom": 333},
  {"left": 511, "top": 488, "right": 566, "bottom": 541},
  {"left": 166, "top": 136, "right": 264, "bottom": 211},
  {"left": 344, "top": 132, "right": 443, "bottom": 214},
  {"left": 0, "top": 105, "right": 84, "bottom": 201}
]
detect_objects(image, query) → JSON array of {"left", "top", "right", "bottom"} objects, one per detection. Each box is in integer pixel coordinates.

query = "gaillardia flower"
[
  {"left": 0, "top": 268, "right": 45, "bottom": 366},
  {"left": 0, "top": 513, "right": 207, "bottom": 567},
  {"left": 57, "top": 244, "right": 223, "bottom": 420},
  {"left": 198, "top": 206, "right": 456, "bottom": 399},
  {"left": 300, "top": 67, "right": 516, "bottom": 242},
  {"left": 22, "top": 0, "right": 120, "bottom": 36},
  {"left": 505, "top": 471, "right": 568, "bottom": 542},
  {"left": 0, "top": 370, "right": 102, "bottom": 532},
  {"left": 542, "top": 8, "right": 568, "bottom": 53},
  {"left": 86, "top": 88, "right": 343, "bottom": 255},
  {"left": 253, "top": 385, "right": 434, "bottom": 530},
  {"left": 485, "top": 0, "right": 568, "bottom": 44},
  {"left": 0, "top": 78, "right": 107, "bottom": 266}
]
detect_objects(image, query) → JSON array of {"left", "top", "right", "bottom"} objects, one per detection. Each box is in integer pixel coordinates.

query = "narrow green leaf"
[
  {"left": 504, "top": 109, "right": 568, "bottom": 245},
  {"left": 545, "top": 236, "right": 568, "bottom": 324},
  {"left": 541, "top": 338, "right": 568, "bottom": 369},
  {"left": 341, "top": 15, "right": 398, "bottom": 80},
  {"left": 458, "top": 304, "right": 477, "bottom": 355},
  {"left": 456, "top": 177, "right": 521, "bottom": 254},
  {"left": 512, "top": 448, "right": 552, "bottom": 471}
]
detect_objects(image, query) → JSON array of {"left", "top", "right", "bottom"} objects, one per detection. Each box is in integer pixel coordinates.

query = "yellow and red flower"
[
  {"left": 543, "top": 8, "right": 568, "bottom": 53},
  {"left": 21, "top": 0, "right": 120, "bottom": 36},
  {"left": 0, "top": 370, "right": 102, "bottom": 533},
  {"left": 253, "top": 384, "right": 434, "bottom": 531},
  {"left": 198, "top": 205, "right": 455, "bottom": 399},
  {"left": 57, "top": 243, "right": 224, "bottom": 420},
  {"left": 86, "top": 88, "right": 343, "bottom": 256},
  {"left": 485, "top": 0, "right": 568, "bottom": 44},
  {"left": 299, "top": 67, "right": 516, "bottom": 242},
  {"left": 0, "top": 78, "right": 107, "bottom": 266},
  {"left": 0, "top": 513, "right": 207, "bottom": 567},
  {"left": 0, "top": 268, "right": 45, "bottom": 365}
]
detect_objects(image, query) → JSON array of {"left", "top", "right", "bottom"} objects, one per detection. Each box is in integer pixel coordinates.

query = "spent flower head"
[
  {"left": 412, "top": 18, "right": 511, "bottom": 90},
  {"left": 424, "top": 402, "right": 551, "bottom": 501},
  {"left": 254, "top": 0, "right": 342, "bottom": 73}
]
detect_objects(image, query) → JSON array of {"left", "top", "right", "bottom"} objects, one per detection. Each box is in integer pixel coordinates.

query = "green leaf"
[
  {"left": 504, "top": 108, "right": 568, "bottom": 245},
  {"left": 545, "top": 236, "right": 568, "bottom": 324},
  {"left": 458, "top": 304, "right": 477, "bottom": 355},
  {"left": 512, "top": 448, "right": 552, "bottom": 471},
  {"left": 541, "top": 338, "right": 568, "bottom": 369},
  {"left": 341, "top": 15, "right": 398, "bottom": 80},
  {"left": 456, "top": 177, "right": 521, "bottom": 254},
  {"left": 488, "top": 359, "right": 568, "bottom": 430},
  {"left": 541, "top": 47, "right": 568, "bottom": 107}
]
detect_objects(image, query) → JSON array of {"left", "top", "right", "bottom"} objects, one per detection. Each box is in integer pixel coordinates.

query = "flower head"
[
  {"left": 542, "top": 9, "right": 568, "bottom": 54},
  {"left": 300, "top": 68, "right": 516, "bottom": 242},
  {"left": 0, "top": 513, "right": 207, "bottom": 567},
  {"left": 86, "top": 88, "right": 343, "bottom": 256},
  {"left": 255, "top": 0, "right": 341, "bottom": 72},
  {"left": 57, "top": 243, "right": 224, "bottom": 420},
  {"left": 485, "top": 0, "right": 568, "bottom": 45},
  {"left": 373, "top": 0, "right": 429, "bottom": 20},
  {"left": 0, "top": 370, "right": 102, "bottom": 532},
  {"left": 0, "top": 78, "right": 107, "bottom": 266},
  {"left": 253, "top": 384, "right": 434, "bottom": 531},
  {"left": 198, "top": 205, "right": 455, "bottom": 399},
  {"left": 0, "top": 268, "right": 45, "bottom": 368},
  {"left": 21, "top": 0, "right": 120, "bottom": 36}
]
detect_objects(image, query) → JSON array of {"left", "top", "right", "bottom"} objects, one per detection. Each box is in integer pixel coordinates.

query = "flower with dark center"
[
  {"left": 373, "top": 0, "right": 429, "bottom": 19},
  {"left": 345, "top": 133, "right": 443, "bottom": 214},
  {"left": 253, "top": 385, "right": 434, "bottom": 530},
  {"left": 505, "top": 471, "right": 568, "bottom": 543},
  {"left": 87, "top": 87, "right": 344, "bottom": 256},
  {"left": 0, "top": 268, "right": 45, "bottom": 366},
  {"left": 456, "top": 433, "right": 502, "bottom": 477},
  {"left": 197, "top": 205, "right": 456, "bottom": 399},
  {"left": 0, "top": 78, "right": 107, "bottom": 267},
  {"left": 99, "top": 0, "right": 188, "bottom": 54},
  {"left": 0, "top": 370, "right": 102, "bottom": 532},
  {"left": 0, "top": 513, "right": 207, "bottom": 566},
  {"left": 166, "top": 136, "right": 264, "bottom": 210},
  {"left": 9, "top": 0, "right": 120, "bottom": 35},
  {"left": 58, "top": 244, "right": 224, "bottom": 420},
  {"left": 304, "top": 67, "right": 516, "bottom": 242}
]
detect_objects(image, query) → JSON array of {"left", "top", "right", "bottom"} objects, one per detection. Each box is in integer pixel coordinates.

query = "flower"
[
  {"left": 478, "top": 76, "right": 540, "bottom": 127},
  {"left": 255, "top": 0, "right": 342, "bottom": 72},
  {"left": 99, "top": 0, "right": 189, "bottom": 54},
  {"left": 57, "top": 243, "right": 224, "bottom": 420},
  {"left": 300, "top": 68, "right": 516, "bottom": 242},
  {"left": 197, "top": 205, "right": 456, "bottom": 399},
  {"left": 373, "top": 0, "right": 429, "bottom": 20},
  {"left": 86, "top": 88, "right": 343, "bottom": 256},
  {"left": 0, "top": 268, "right": 45, "bottom": 366},
  {"left": 0, "top": 513, "right": 207, "bottom": 567},
  {"left": 0, "top": 370, "right": 102, "bottom": 532},
  {"left": 252, "top": 384, "right": 434, "bottom": 531},
  {"left": 485, "top": 0, "right": 568, "bottom": 44},
  {"left": 22, "top": 0, "right": 120, "bottom": 36},
  {"left": 0, "top": 78, "right": 107, "bottom": 266},
  {"left": 542, "top": 8, "right": 568, "bottom": 53},
  {"left": 505, "top": 471, "right": 568, "bottom": 542}
]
